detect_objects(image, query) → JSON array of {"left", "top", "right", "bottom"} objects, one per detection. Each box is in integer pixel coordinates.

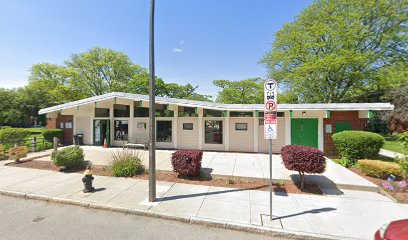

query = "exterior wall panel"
[
  {"left": 229, "top": 118, "right": 254, "bottom": 152},
  {"left": 177, "top": 118, "right": 199, "bottom": 149}
]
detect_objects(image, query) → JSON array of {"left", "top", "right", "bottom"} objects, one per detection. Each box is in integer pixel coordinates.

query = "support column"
[
  {"left": 129, "top": 101, "right": 134, "bottom": 139},
  {"left": 285, "top": 112, "right": 291, "bottom": 145},
  {"left": 173, "top": 106, "right": 178, "bottom": 149},
  {"left": 110, "top": 102, "right": 114, "bottom": 145},
  {"left": 318, "top": 117, "right": 324, "bottom": 151},
  {"left": 224, "top": 111, "right": 229, "bottom": 151},
  {"left": 198, "top": 108, "right": 203, "bottom": 150},
  {"left": 253, "top": 111, "right": 258, "bottom": 152},
  {"left": 90, "top": 107, "right": 95, "bottom": 145}
]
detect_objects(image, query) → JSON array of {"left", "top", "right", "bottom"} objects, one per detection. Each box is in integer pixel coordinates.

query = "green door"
[
  {"left": 93, "top": 119, "right": 111, "bottom": 146},
  {"left": 291, "top": 119, "right": 318, "bottom": 148}
]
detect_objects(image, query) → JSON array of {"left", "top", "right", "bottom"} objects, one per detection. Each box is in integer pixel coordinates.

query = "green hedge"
[
  {"left": 52, "top": 146, "right": 84, "bottom": 169},
  {"left": 42, "top": 129, "right": 63, "bottom": 142},
  {"left": 332, "top": 131, "right": 384, "bottom": 166},
  {"left": 0, "top": 128, "right": 31, "bottom": 145},
  {"left": 357, "top": 160, "right": 401, "bottom": 179}
]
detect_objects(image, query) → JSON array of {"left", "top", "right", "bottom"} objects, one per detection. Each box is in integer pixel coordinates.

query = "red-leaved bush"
[
  {"left": 171, "top": 150, "right": 203, "bottom": 177},
  {"left": 281, "top": 145, "right": 326, "bottom": 190}
]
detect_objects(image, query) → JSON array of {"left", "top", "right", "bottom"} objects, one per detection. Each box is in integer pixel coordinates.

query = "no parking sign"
[{"left": 264, "top": 79, "right": 278, "bottom": 140}]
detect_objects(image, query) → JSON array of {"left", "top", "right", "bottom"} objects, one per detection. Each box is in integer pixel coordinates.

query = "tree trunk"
[{"left": 299, "top": 171, "right": 305, "bottom": 191}]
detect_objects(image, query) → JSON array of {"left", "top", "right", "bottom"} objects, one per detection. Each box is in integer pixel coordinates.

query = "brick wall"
[
  {"left": 46, "top": 114, "right": 73, "bottom": 145},
  {"left": 323, "top": 111, "right": 368, "bottom": 156}
]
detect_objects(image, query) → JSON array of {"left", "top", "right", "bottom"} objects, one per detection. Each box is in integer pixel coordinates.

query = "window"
[
  {"left": 134, "top": 101, "right": 149, "bottom": 117},
  {"left": 205, "top": 120, "right": 223, "bottom": 144},
  {"left": 59, "top": 122, "right": 64, "bottom": 129},
  {"left": 235, "top": 123, "right": 248, "bottom": 131},
  {"left": 95, "top": 108, "right": 110, "bottom": 118},
  {"left": 183, "top": 123, "right": 193, "bottom": 130},
  {"left": 65, "top": 121, "right": 73, "bottom": 129},
  {"left": 203, "top": 109, "right": 223, "bottom": 117},
  {"left": 114, "top": 120, "right": 129, "bottom": 140},
  {"left": 230, "top": 112, "right": 253, "bottom": 117},
  {"left": 137, "top": 122, "right": 146, "bottom": 129},
  {"left": 259, "top": 111, "right": 285, "bottom": 117},
  {"left": 178, "top": 106, "right": 198, "bottom": 117},
  {"left": 157, "top": 121, "right": 172, "bottom": 142},
  {"left": 114, "top": 104, "right": 130, "bottom": 117},
  {"left": 156, "top": 104, "right": 174, "bottom": 117}
]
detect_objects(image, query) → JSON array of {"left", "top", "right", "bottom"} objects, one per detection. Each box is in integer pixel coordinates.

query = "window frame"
[
  {"left": 235, "top": 123, "right": 248, "bottom": 131},
  {"left": 182, "top": 123, "right": 194, "bottom": 130},
  {"left": 204, "top": 120, "right": 223, "bottom": 144}
]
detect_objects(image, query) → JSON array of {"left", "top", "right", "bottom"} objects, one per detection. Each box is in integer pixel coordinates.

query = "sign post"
[{"left": 264, "top": 79, "right": 277, "bottom": 220}]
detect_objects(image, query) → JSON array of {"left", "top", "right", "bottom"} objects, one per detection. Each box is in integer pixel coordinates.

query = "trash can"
[{"left": 74, "top": 134, "right": 84, "bottom": 145}]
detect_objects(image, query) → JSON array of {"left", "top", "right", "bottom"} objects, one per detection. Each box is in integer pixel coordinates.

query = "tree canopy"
[
  {"left": 214, "top": 78, "right": 264, "bottom": 104},
  {"left": 261, "top": 0, "right": 408, "bottom": 103},
  {"left": 0, "top": 47, "right": 210, "bottom": 126}
]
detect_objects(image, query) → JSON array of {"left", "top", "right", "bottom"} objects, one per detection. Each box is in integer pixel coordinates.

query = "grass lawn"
[{"left": 382, "top": 134, "right": 408, "bottom": 155}]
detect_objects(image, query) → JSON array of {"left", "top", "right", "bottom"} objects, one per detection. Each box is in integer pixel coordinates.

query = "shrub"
[
  {"left": 171, "top": 150, "right": 203, "bottom": 177},
  {"left": 0, "top": 128, "right": 30, "bottom": 146},
  {"left": 42, "top": 129, "right": 63, "bottom": 142},
  {"left": 398, "top": 132, "right": 408, "bottom": 148},
  {"left": 396, "top": 157, "right": 408, "bottom": 178},
  {"left": 332, "top": 131, "right": 384, "bottom": 166},
  {"left": 281, "top": 145, "right": 326, "bottom": 190},
  {"left": 357, "top": 160, "right": 401, "bottom": 179},
  {"left": 52, "top": 146, "right": 85, "bottom": 169},
  {"left": 110, "top": 149, "right": 144, "bottom": 177},
  {"left": 36, "top": 141, "right": 53, "bottom": 151}
]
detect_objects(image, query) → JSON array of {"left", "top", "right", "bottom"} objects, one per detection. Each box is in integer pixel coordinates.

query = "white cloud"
[{"left": 173, "top": 48, "right": 183, "bottom": 53}]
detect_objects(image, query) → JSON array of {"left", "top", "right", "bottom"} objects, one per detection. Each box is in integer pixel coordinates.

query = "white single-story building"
[{"left": 39, "top": 92, "right": 393, "bottom": 155}]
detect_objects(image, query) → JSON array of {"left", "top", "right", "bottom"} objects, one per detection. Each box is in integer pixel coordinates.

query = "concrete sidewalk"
[
  {"left": 1, "top": 166, "right": 407, "bottom": 240},
  {"left": 30, "top": 146, "right": 378, "bottom": 191}
]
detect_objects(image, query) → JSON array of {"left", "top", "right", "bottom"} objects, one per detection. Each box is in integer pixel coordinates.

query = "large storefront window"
[
  {"left": 157, "top": 120, "right": 172, "bottom": 142},
  {"left": 114, "top": 120, "right": 129, "bottom": 140},
  {"left": 205, "top": 120, "right": 223, "bottom": 144}
]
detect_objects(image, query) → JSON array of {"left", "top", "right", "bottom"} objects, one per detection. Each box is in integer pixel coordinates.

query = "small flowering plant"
[{"left": 382, "top": 174, "right": 408, "bottom": 193}]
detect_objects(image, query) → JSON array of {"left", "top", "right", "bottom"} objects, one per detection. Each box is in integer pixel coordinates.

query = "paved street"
[{"left": 0, "top": 195, "right": 281, "bottom": 240}]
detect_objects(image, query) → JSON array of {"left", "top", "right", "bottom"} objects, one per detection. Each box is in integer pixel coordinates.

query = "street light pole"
[{"left": 148, "top": 0, "right": 156, "bottom": 202}]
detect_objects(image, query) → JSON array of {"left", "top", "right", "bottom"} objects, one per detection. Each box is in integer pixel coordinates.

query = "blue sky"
[{"left": 0, "top": 0, "right": 313, "bottom": 97}]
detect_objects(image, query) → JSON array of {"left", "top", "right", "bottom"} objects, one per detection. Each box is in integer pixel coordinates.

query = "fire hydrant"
[{"left": 82, "top": 166, "right": 95, "bottom": 193}]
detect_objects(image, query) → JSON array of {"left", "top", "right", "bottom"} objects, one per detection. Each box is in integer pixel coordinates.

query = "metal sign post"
[{"left": 264, "top": 79, "right": 278, "bottom": 220}]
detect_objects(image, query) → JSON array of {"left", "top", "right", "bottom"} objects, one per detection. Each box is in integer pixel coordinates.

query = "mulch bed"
[
  {"left": 350, "top": 168, "right": 408, "bottom": 204},
  {"left": 7, "top": 160, "right": 322, "bottom": 195}
]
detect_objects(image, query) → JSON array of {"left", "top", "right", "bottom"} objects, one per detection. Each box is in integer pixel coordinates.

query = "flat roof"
[{"left": 38, "top": 92, "right": 394, "bottom": 115}]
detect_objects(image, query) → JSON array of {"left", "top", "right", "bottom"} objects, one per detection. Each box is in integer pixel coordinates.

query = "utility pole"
[{"left": 148, "top": 0, "right": 156, "bottom": 202}]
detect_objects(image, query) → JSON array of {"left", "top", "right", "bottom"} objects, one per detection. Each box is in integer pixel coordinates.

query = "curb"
[{"left": 0, "top": 189, "right": 357, "bottom": 240}]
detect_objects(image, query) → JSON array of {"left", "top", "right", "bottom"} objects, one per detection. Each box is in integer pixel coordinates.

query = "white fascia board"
[{"left": 38, "top": 92, "right": 394, "bottom": 115}]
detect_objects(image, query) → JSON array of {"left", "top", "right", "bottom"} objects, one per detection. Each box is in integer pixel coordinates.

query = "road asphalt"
[{"left": 0, "top": 194, "right": 283, "bottom": 240}]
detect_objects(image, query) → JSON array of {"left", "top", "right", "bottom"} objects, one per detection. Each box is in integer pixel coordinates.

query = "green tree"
[
  {"left": 261, "top": 0, "right": 408, "bottom": 103},
  {"left": 214, "top": 78, "right": 264, "bottom": 104},
  {"left": 66, "top": 47, "right": 146, "bottom": 97},
  {"left": 0, "top": 88, "right": 24, "bottom": 126}
]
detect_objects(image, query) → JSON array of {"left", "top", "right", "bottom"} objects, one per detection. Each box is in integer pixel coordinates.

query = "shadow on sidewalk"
[
  {"left": 157, "top": 185, "right": 267, "bottom": 202},
  {"left": 272, "top": 207, "right": 337, "bottom": 221}
]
